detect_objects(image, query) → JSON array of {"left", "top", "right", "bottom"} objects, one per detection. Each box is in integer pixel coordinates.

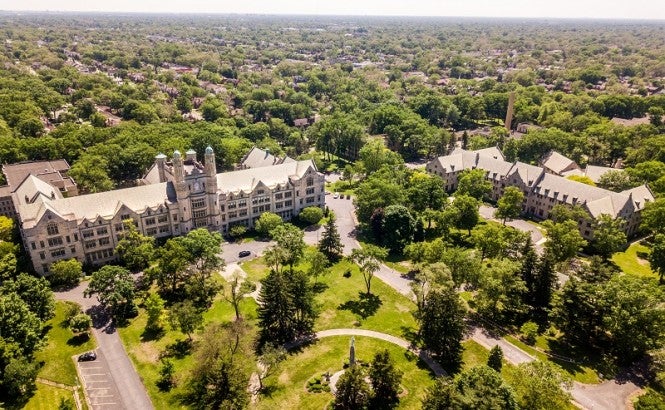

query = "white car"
[{"left": 333, "top": 192, "right": 339, "bottom": 199}]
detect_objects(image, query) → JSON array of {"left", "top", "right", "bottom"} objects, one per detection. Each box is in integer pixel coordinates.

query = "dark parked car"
[
  {"left": 238, "top": 250, "right": 251, "bottom": 258},
  {"left": 78, "top": 351, "right": 97, "bottom": 362}
]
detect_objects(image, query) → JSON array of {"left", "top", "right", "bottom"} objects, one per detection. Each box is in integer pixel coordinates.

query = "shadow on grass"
[
  {"left": 67, "top": 333, "right": 91, "bottom": 347},
  {"left": 312, "top": 282, "right": 329, "bottom": 294},
  {"left": 338, "top": 292, "right": 382, "bottom": 320},
  {"left": 141, "top": 326, "right": 165, "bottom": 342},
  {"left": 400, "top": 326, "right": 420, "bottom": 347},
  {"left": 160, "top": 339, "right": 193, "bottom": 360}
]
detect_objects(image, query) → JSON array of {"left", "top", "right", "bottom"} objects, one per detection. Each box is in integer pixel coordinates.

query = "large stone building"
[
  {"left": 426, "top": 148, "right": 654, "bottom": 239},
  {"left": 15, "top": 147, "right": 325, "bottom": 275}
]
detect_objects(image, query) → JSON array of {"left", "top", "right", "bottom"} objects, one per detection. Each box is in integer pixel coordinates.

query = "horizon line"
[{"left": 1, "top": 9, "right": 665, "bottom": 22}]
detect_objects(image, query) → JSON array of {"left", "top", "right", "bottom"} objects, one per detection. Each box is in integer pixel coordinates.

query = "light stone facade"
[
  {"left": 426, "top": 148, "right": 654, "bottom": 240},
  {"left": 16, "top": 147, "right": 325, "bottom": 275}
]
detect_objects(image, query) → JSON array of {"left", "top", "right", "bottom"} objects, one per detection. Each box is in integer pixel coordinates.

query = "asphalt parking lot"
[{"left": 76, "top": 350, "right": 124, "bottom": 409}]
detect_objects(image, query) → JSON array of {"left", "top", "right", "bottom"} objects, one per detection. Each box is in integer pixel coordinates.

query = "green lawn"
[
  {"left": 34, "top": 301, "right": 96, "bottom": 386},
  {"left": 118, "top": 291, "right": 258, "bottom": 409},
  {"left": 504, "top": 335, "right": 600, "bottom": 384},
  {"left": 22, "top": 383, "right": 76, "bottom": 410},
  {"left": 256, "top": 336, "right": 435, "bottom": 410},
  {"left": 612, "top": 242, "right": 655, "bottom": 278}
]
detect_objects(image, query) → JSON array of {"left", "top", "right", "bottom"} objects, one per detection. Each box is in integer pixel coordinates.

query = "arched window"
[{"left": 46, "top": 223, "right": 59, "bottom": 236}]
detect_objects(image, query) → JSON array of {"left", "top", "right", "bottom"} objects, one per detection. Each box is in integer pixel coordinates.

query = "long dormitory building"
[
  {"left": 426, "top": 148, "right": 654, "bottom": 239},
  {"left": 14, "top": 147, "right": 325, "bottom": 275}
]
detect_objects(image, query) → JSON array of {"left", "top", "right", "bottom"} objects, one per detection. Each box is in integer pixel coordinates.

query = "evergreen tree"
[
  {"left": 420, "top": 288, "right": 466, "bottom": 369},
  {"left": 318, "top": 213, "right": 344, "bottom": 262},
  {"left": 519, "top": 237, "right": 538, "bottom": 306},
  {"left": 533, "top": 253, "right": 557, "bottom": 315},
  {"left": 335, "top": 365, "right": 370, "bottom": 410},
  {"left": 487, "top": 346, "right": 503, "bottom": 372},
  {"left": 369, "top": 350, "right": 403, "bottom": 409}
]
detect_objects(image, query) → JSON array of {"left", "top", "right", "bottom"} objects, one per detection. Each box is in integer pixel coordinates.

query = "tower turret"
[{"left": 155, "top": 153, "right": 167, "bottom": 183}]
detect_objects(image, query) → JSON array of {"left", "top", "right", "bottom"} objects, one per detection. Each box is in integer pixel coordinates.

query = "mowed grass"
[
  {"left": 504, "top": 335, "right": 600, "bottom": 384},
  {"left": 243, "top": 252, "right": 418, "bottom": 339},
  {"left": 34, "top": 301, "right": 96, "bottom": 386},
  {"left": 612, "top": 242, "right": 655, "bottom": 278},
  {"left": 22, "top": 383, "right": 75, "bottom": 410},
  {"left": 256, "top": 336, "right": 435, "bottom": 410},
  {"left": 313, "top": 259, "right": 418, "bottom": 338},
  {"left": 118, "top": 289, "right": 258, "bottom": 409}
]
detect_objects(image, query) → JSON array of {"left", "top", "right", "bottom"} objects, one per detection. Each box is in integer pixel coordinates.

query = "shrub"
[{"left": 520, "top": 321, "right": 539, "bottom": 345}]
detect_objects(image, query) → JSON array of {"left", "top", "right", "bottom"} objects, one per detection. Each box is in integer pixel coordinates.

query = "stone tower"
[
  {"left": 204, "top": 146, "right": 221, "bottom": 228},
  {"left": 505, "top": 91, "right": 515, "bottom": 131}
]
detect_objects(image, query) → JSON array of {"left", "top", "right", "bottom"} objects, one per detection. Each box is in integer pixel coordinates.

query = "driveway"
[
  {"left": 56, "top": 283, "right": 154, "bottom": 410},
  {"left": 76, "top": 349, "right": 122, "bottom": 409},
  {"left": 323, "top": 194, "right": 359, "bottom": 255},
  {"left": 220, "top": 239, "right": 272, "bottom": 264}
]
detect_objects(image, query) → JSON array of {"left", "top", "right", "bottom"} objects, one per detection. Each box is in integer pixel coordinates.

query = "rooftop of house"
[
  {"left": 2, "top": 160, "right": 74, "bottom": 192},
  {"left": 239, "top": 147, "right": 295, "bottom": 169},
  {"left": 540, "top": 151, "right": 580, "bottom": 174}
]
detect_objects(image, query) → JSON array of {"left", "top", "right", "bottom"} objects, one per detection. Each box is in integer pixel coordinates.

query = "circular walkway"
[{"left": 291, "top": 328, "right": 447, "bottom": 377}]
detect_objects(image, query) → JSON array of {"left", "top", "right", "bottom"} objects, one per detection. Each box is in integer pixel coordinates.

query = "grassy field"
[
  {"left": 504, "top": 335, "right": 600, "bottom": 384},
  {"left": 118, "top": 290, "right": 258, "bottom": 409},
  {"left": 21, "top": 383, "right": 76, "bottom": 410},
  {"left": 244, "top": 255, "right": 418, "bottom": 339},
  {"left": 256, "top": 336, "right": 435, "bottom": 410},
  {"left": 612, "top": 242, "right": 654, "bottom": 278},
  {"left": 34, "top": 301, "right": 96, "bottom": 386}
]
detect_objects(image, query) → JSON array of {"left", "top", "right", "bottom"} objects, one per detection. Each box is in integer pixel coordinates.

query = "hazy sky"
[{"left": 2, "top": 0, "right": 665, "bottom": 20}]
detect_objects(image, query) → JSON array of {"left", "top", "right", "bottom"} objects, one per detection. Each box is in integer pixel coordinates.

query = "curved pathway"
[{"left": 292, "top": 328, "right": 447, "bottom": 377}]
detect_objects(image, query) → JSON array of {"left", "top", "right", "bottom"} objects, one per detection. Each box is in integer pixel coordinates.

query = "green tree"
[
  {"left": 255, "top": 212, "right": 283, "bottom": 238},
  {"left": 185, "top": 322, "right": 252, "bottom": 409},
  {"left": 0, "top": 216, "right": 13, "bottom": 242},
  {"left": 1, "top": 273, "right": 55, "bottom": 322},
  {"left": 476, "top": 259, "right": 527, "bottom": 324},
  {"left": 68, "top": 313, "right": 92, "bottom": 336},
  {"left": 229, "top": 224, "right": 247, "bottom": 241},
  {"left": 487, "top": 346, "right": 503, "bottom": 372},
  {"left": 407, "top": 172, "right": 447, "bottom": 214},
  {"left": 115, "top": 220, "right": 155, "bottom": 272},
  {"left": 350, "top": 245, "right": 388, "bottom": 296},
  {"left": 84, "top": 265, "right": 136, "bottom": 320},
  {"left": 144, "top": 292, "right": 166, "bottom": 332},
  {"left": 542, "top": 220, "right": 587, "bottom": 264},
  {"left": 451, "top": 194, "right": 480, "bottom": 235},
  {"left": 318, "top": 214, "right": 344, "bottom": 262},
  {"left": 642, "top": 198, "right": 665, "bottom": 234},
  {"left": 471, "top": 224, "right": 507, "bottom": 261},
  {"left": 597, "top": 170, "right": 634, "bottom": 192},
  {"left": 0, "top": 292, "right": 43, "bottom": 356},
  {"left": 48, "top": 258, "right": 83, "bottom": 288},
  {"left": 513, "top": 361, "right": 572, "bottom": 410},
  {"left": 271, "top": 223, "right": 305, "bottom": 269},
  {"left": 649, "top": 234, "right": 665, "bottom": 284},
  {"left": 382, "top": 205, "right": 415, "bottom": 254},
  {"left": 369, "top": 349, "right": 403, "bottom": 410},
  {"left": 354, "top": 175, "right": 406, "bottom": 224},
  {"left": 306, "top": 250, "right": 329, "bottom": 283},
  {"left": 222, "top": 273, "right": 255, "bottom": 321},
  {"left": 420, "top": 288, "right": 466, "bottom": 368},
  {"left": 68, "top": 154, "right": 114, "bottom": 193},
  {"left": 169, "top": 301, "right": 203, "bottom": 341},
  {"left": 592, "top": 215, "right": 627, "bottom": 259},
  {"left": 457, "top": 169, "right": 492, "bottom": 201},
  {"left": 334, "top": 365, "right": 370, "bottom": 410},
  {"left": 299, "top": 206, "right": 324, "bottom": 225},
  {"left": 495, "top": 186, "right": 524, "bottom": 224},
  {"left": 2, "top": 356, "right": 39, "bottom": 398}
]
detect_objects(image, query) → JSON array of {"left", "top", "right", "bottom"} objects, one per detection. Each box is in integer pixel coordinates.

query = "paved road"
[
  {"left": 76, "top": 349, "right": 122, "bottom": 409},
  {"left": 323, "top": 194, "right": 358, "bottom": 255},
  {"left": 56, "top": 283, "right": 154, "bottom": 410},
  {"left": 468, "top": 326, "right": 535, "bottom": 365}
]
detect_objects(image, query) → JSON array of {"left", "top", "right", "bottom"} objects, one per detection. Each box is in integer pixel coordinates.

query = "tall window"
[
  {"left": 306, "top": 176, "right": 314, "bottom": 186},
  {"left": 47, "top": 223, "right": 59, "bottom": 236}
]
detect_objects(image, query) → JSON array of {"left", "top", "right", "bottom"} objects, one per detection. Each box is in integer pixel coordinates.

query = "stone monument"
[{"left": 349, "top": 336, "right": 356, "bottom": 366}]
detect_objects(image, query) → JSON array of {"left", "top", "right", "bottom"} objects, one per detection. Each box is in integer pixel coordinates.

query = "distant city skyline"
[{"left": 1, "top": 0, "right": 665, "bottom": 20}]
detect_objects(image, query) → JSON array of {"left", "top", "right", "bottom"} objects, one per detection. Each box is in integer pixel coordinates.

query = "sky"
[{"left": 1, "top": 0, "right": 665, "bottom": 20}]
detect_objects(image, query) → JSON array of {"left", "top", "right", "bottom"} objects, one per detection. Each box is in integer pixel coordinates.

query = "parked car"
[
  {"left": 238, "top": 250, "right": 251, "bottom": 258},
  {"left": 78, "top": 351, "right": 97, "bottom": 362},
  {"left": 333, "top": 192, "right": 339, "bottom": 199}
]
